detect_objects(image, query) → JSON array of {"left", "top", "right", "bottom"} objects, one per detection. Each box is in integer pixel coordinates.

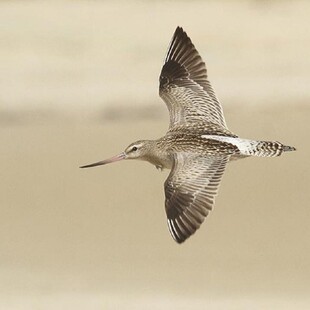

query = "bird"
[{"left": 80, "top": 27, "right": 295, "bottom": 244}]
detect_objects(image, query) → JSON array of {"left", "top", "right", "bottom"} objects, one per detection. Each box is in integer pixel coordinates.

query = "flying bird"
[{"left": 81, "top": 27, "right": 295, "bottom": 243}]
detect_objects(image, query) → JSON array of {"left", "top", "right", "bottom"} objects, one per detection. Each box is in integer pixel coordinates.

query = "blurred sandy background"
[{"left": 1, "top": 1, "right": 309, "bottom": 309}]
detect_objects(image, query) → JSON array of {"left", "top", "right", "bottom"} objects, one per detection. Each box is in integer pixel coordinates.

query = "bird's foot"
[{"left": 155, "top": 165, "right": 163, "bottom": 171}]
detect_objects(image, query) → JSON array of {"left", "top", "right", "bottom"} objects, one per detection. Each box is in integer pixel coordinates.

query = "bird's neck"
[{"left": 143, "top": 139, "right": 173, "bottom": 170}]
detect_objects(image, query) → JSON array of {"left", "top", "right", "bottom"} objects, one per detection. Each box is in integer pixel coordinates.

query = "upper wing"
[
  {"left": 159, "top": 26, "right": 227, "bottom": 129},
  {"left": 164, "top": 153, "right": 229, "bottom": 243}
]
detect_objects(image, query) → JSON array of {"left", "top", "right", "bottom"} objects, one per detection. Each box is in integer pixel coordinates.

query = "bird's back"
[{"left": 157, "top": 122, "right": 238, "bottom": 157}]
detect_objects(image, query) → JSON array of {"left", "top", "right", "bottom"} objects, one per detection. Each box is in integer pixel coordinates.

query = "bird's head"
[
  {"left": 124, "top": 140, "right": 154, "bottom": 159},
  {"left": 80, "top": 140, "right": 154, "bottom": 168}
]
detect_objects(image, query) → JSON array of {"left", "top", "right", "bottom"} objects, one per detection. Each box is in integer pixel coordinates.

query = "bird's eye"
[{"left": 131, "top": 146, "right": 138, "bottom": 152}]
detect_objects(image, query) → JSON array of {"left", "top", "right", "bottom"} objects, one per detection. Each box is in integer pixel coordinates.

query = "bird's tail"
[
  {"left": 236, "top": 139, "right": 296, "bottom": 157},
  {"left": 206, "top": 135, "right": 296, "bottom": 157}
]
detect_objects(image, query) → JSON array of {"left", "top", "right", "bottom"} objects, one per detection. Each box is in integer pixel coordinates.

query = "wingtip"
[
  {"left": 174, "top": 26, "right": 188, "bottom": 38},
  {"left": 171, "top": 231, "right": 187, "bottom": 244},
  {"left": 175, "top": 236, "right": 187, "bottom": 244},
  {"left": 283, "top": 145, "right": 296, "bottom": 152}
]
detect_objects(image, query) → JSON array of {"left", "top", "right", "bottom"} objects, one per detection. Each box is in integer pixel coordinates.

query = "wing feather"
[
  {"left": 164, "top": 153, "right": 229, "bottom": 243},
  {"left": 159, "top": 27, "right": 227, "bottom": 129}
]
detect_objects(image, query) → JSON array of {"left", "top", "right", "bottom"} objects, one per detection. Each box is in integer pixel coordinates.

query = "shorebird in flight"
[{"left": 81, "top": 27, "right": 295, "bottom": 243}]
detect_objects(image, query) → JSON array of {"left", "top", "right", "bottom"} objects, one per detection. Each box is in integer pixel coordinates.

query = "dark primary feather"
[
  {"left": 159, "top": 26, "right": 227, "bottom": 129},
  {"left": 164, "top": 153, "right": 229, "bottom": 243}
]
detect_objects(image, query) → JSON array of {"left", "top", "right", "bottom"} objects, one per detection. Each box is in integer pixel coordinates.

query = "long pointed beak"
[{"left": 80, "top": 152, "right": 126, "bottom": 168}]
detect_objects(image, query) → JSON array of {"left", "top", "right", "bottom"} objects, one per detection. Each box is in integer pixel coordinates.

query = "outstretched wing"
[
  {"left": 164, "top": 153, "right": 229, "bottom": 243},
  {"left": 159, "top": 26, "right": 227, "bottom": 129}
]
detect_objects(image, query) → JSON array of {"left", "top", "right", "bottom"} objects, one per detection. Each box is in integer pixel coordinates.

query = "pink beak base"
[{"left": 80, "top": 153, "right": 126, "bottom": 168}]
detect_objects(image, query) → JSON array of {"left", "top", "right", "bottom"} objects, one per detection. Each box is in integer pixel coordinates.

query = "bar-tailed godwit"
[{"left": 81, "top": 27, "right": 295, "bottom": 243}]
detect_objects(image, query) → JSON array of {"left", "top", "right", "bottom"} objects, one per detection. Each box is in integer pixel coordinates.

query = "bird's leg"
[{"left": 156, "top": 165, "right": 163, "bottom": 171}]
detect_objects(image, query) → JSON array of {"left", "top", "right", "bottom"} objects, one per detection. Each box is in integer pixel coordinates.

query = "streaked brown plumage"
[{"left": 81, "top": 27, "right": 295, "bottom": 243}]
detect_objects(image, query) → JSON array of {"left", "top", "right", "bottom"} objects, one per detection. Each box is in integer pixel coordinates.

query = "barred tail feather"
[
  {"left": 247, "top": 140, "right": 296, "bottom": 157},
  {"left": 282, "top": 145, "right": 296, "bottom": 152},
  {"left": 205, "top": 136, "right": 296, "bottom": 157}
]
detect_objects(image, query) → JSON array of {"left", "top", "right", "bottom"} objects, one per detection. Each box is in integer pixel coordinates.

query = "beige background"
[{"left": 1, "top": 1, "right": 309, "bottom": 309}]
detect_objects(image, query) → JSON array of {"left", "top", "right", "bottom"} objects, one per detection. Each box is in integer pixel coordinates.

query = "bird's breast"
[{"left": 143, "top": 148, "right": 173, "bottom": 170}]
